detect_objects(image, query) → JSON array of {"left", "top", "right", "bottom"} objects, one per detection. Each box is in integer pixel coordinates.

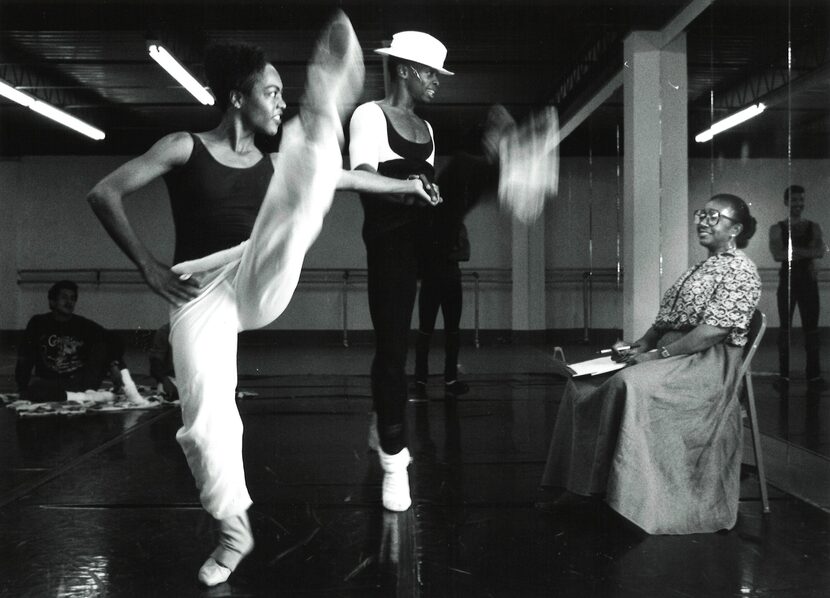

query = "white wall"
[
  {"left": 1, "top": 154, "right": 513, "bottom": 332},
  {"left": 2, "top": 154, "right": 827, "bottom": 332}
]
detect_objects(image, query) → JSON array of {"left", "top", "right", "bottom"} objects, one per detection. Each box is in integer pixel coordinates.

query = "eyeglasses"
[{"left": 693, "top": 208, "right": 738, "bottom": 226}]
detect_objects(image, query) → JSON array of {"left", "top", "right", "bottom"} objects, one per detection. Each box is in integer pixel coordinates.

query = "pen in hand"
[{"left": 598, "top": 345, "right": 631, "bottom": 355}]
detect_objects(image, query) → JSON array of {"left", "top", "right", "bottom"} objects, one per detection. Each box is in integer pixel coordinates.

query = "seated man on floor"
[{"left": 15, "top": 280, "right": 142, "bottom": 402}]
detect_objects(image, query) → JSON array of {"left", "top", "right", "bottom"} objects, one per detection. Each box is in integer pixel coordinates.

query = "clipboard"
[{"left": 550, "top": 355, "right": 627, "bottom": 378}]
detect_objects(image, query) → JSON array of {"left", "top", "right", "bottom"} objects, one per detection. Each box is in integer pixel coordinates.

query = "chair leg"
[{"left": 745, "top": 374, "right": 771, "bottom": 513}]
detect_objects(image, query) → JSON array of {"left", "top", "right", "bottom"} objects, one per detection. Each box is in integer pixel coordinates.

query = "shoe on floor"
[
  {"left": 412, "top": 380, "right": 427, "bottom": 401},
  {"left": 772, "top": 376, "right": 790, "bottom": 393},
  {"left": 808, "top": 377, "right": 828, "bottom": 391},
  {"left": 444, "top": 380, "right": 469, "bottom": 395}
]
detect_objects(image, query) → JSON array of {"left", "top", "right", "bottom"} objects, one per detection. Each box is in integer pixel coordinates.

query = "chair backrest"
[{"left": 733, "top": 309, "right": 766, "bottom": 397}]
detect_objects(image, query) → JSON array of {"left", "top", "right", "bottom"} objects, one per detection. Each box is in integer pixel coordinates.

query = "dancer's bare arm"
[
  {"left": 87, "top": 132, "right": 201, "bottom": 306},
  {"left": 337, "top": 168, "right": 434, "bottom": 204}
]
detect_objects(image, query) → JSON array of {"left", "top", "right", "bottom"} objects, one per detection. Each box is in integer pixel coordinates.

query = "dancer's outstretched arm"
[
  {"left": 87, "top": 132, "right": 201, "bottom": 306},
  {"left": 337, "top": 168, "right": 432, "bottom": 203}
]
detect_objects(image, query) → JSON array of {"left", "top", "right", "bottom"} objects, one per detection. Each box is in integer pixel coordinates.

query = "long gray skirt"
[{"left": 542, "top": 339, "right": 744, "bottom": 534}]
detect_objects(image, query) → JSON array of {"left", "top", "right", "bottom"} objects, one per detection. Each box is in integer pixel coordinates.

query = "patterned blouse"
[{"left": 653, "top": 249, "right": 761, "bottom": 346}]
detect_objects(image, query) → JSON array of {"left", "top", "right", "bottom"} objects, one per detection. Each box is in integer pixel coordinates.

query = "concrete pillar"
[
  {"left": 623, "top": 32, "right": 689, "bottom": 338},
  {"left": 512, "top": 218, "right": 546, "bottom": 334}
]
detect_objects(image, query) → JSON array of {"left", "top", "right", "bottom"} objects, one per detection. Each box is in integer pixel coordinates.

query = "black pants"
[
  {"left": 777, "top": 270, "right": 821, "bottom": 379},
  {"left": 366, "top": 227, "right": 420, "bottom": 454},
  {"left": 415, "top": 260, "right": 463, "bottom": 382}
]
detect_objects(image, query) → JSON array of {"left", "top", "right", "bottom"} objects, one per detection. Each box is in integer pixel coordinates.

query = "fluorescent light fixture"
[
  {"left": 695, "top": 103, "right": 766, "bottom": 143},
  {"left": 30, "top": 101, "right": 106, "bottom": 140},
  {"left": 0, "top": 79, "right": 35, "bottom": 106},
  {"left": 148, "top": 44, "right": 214, "bottom": 105},
  {"left": 0, "top": 77, "right": 105, "bottom": 140}
]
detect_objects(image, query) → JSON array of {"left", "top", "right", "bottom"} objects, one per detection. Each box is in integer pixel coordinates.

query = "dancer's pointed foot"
[
  {"left": 198, "top": 558, "right": 232, "bottom": 587},
  {"left": 198, "top": 511, "right": 254, "bottom": 586},
  {"left": 301, "top": 10, "right": 365, "bottom": 143},
  {"left": 498, "top": 105, "right": 559, "bottom": 224}
]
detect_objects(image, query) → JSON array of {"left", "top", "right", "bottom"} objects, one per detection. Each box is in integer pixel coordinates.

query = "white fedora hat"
[{"left": 375, "top": 31, "right": 454, "bottom": 76}]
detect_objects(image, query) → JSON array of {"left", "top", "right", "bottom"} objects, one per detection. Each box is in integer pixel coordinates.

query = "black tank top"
[
  {"left": 164, "top": 133, "right": 274, "bottom": 263},
  {"left": 360, "top": 108, "right": 435, "bottom": 244}
]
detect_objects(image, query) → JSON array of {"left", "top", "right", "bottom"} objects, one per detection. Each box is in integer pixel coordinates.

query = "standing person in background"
[
  {"left": 414, "top": 105, "right": 516, "bottom": 398},
  {"left": 348, "top": 31, "right": 449, "bottom": 512},
  {"left": 769, "top": 185, "right": 827, "bottom": 390}
]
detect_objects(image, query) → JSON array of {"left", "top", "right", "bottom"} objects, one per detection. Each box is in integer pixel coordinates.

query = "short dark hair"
[
  {"left": 386, "top": 56, "right": 405, "bottom": 82},
  {"left": 48, "top": 280, "right": 78, "bottom": 302},
  {"left": 204, "top": 43, "right": 269, "bottom": 112},
  {"left": 784, "top": 184, "right": 805, "bottom": 203},
  {"left": 712, "top": 193, "right": 756, "bottom": 249}
]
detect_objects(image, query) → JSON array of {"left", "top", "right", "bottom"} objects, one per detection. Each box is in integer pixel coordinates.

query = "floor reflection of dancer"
[
  {"left": 348, "top": 31, "right": 451, "bottom": 512},
  {"left": 87, "top": 14, "right": 426, "bottom": 587}
]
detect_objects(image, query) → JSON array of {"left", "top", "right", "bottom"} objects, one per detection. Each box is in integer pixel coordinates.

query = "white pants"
[{"left": 168, "top": 119, "right": 341, "bottom": 520}]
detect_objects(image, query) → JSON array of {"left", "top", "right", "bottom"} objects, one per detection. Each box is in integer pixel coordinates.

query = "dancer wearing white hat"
[
  {"left": 348, "top": 31, "right": 451, "bottom": 511},
  {"left": 350, "top": 31, "right": 560, "bottom": 512}
]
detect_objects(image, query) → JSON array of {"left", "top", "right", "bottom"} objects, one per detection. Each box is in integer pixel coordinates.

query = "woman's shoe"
[{"left": 379, "top": 447, "right": 412, "bottom": 511}]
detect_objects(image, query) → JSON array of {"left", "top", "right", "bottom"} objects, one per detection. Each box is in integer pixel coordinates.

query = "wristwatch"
[{"left": 659, "top": 346, "right": 671, "bottom": 359}]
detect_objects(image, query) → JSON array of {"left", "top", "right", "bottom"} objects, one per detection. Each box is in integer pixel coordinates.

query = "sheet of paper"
[{"left": 567, "top": 355, "right": 626, "bottom": 377}]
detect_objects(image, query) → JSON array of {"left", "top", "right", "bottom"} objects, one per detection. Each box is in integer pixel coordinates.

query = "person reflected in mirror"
[
  {"left": 538, "top": 194, "right": 761, "bottom": 535},
  {"left": 769, "top": 185, "right": 827, "bottom": 391}
]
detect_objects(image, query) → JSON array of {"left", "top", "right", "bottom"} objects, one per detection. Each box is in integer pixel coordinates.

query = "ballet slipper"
[
  {"left": 197, "top": 558, "right": 232, "bottom": 587},
  {"left": 379, "top": 447, "right": 412, "bottom": 512},
  {"left": 198, "top": 511, "right": 254, "bottom": 586}
]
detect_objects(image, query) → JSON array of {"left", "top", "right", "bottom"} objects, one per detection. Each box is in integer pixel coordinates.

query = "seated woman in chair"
[{"left": 540, "top": 193, "right": 761, "bottom": 534}]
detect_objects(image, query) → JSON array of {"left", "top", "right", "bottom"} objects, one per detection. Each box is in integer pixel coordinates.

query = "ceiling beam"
[{"left": 558, "top": 0, "right": 713, "bottom": 142}]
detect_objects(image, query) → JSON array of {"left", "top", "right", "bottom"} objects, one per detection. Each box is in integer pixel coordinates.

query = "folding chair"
[{"left": 732, "top": 309, "right": 771, "bottom": 513}]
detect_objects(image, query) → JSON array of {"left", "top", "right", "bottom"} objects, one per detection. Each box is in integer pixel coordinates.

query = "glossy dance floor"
[{"left": 1, "top": 344, "right": 829, "bottom": 597}]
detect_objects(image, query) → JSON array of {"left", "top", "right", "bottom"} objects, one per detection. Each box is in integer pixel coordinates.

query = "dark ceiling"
[{"left": 0, "top": 0, "right": 828, "bottom": 159}]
